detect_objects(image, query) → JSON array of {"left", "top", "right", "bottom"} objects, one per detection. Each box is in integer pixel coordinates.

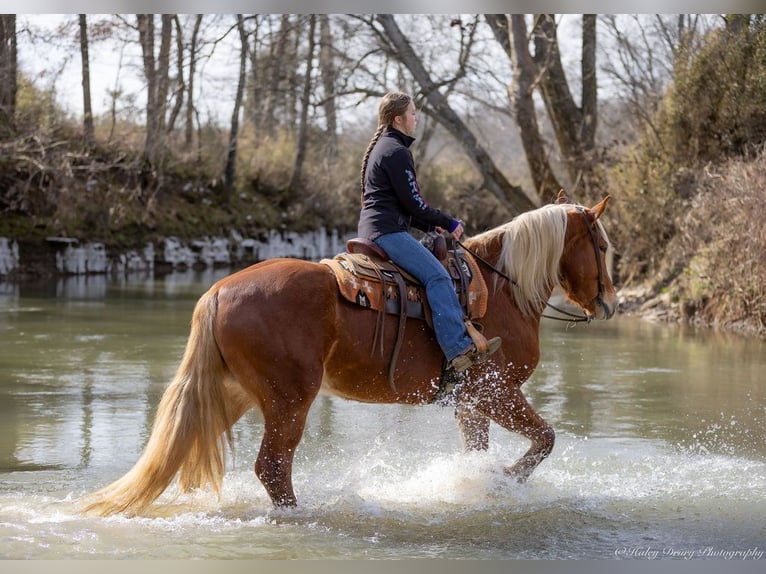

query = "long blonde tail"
[{"left": 81, "top": 288, "right": 234, "bottom": 516}]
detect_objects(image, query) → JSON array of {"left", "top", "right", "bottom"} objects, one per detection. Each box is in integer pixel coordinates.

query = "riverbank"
[
  {"left": 0, "top": 228, "right": 351, "bottom": 282},
  {"left": 618, "top": 284, "right": 766, "bottom": 340},
  {"left": 3, "top": 233, "right": 762, "bottom": 342}
]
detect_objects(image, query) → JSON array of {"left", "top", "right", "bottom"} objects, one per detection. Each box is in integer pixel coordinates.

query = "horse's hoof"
[
  {"left": 503, "top": 465, "right": 529, "bottom": 484},
  {"left": 272, "top": 495, "right": 298, "bottom": 508}
]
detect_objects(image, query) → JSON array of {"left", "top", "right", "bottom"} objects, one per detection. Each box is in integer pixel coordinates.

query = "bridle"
[
  {"left": 458, "top": 207, "right": 609, "bottom": 324},
  {"left": 542, "top": 207, "right": 609, "bottom": 323}
]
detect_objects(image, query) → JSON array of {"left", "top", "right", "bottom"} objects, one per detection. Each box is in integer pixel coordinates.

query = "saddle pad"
[{"left": 320, "top": 251, "right": 488, "bottom": 322}]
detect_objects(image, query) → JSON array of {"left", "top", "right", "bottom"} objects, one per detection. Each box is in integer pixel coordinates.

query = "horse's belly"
[{"left": 320, "top": 328, "right": 444, "bottom": 404}]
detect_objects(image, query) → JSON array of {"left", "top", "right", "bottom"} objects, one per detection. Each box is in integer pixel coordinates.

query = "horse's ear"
[
  {"left": 555, "top": 189, "right": 570, "bottom": 204},
  {"left": 590, "top": 195, "right": 611, "bottom": 220}
]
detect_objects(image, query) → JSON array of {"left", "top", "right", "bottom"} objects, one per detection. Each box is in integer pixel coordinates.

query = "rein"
[
  {"left": 457, "top": 206, "right": 607, "bottom": 325},
  {"left": 542, "top": 302, "right": 593, "bottom": 323},
  {"left": 456, "top": 239, "right": 515, "bottom": 285}
]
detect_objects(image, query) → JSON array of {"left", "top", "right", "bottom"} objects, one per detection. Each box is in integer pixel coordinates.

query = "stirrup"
[{"left": 449, "top": 336, "right": 502, "bottom": 372}]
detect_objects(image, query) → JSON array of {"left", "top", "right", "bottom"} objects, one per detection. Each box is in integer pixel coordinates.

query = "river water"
[{"left": 1, "top": 270, "right": 764, "bottom": 560}]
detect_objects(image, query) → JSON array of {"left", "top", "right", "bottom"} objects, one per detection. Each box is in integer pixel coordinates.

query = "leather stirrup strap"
[
  {"left": 369, "top": 265, "right": 386, "bottom": 359},
  {"left": 449, "top": 245, "right": 488, "bottom": 354},
  {"left": 453, "top": 252, "right": 471, "bottom": 316},
  {"left": 465, "top": 320, "right": 489, "bottom": 354},
  {"left": 387, "top": 271, "right": 408, "bottom": 393}
]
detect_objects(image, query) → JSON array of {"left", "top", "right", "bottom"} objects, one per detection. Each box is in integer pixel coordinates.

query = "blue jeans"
[{"left": 374, "top": 232, "right": 473, "bottom": 361}]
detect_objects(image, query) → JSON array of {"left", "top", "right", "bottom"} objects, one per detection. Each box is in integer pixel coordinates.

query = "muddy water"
[{"left": 1, "top": 272, "right": 764, "bottom": 559}]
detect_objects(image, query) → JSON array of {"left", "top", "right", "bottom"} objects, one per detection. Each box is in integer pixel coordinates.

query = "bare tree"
[
  {"left": 155, "top": 15, "right": 172, "bottom": 137},
  {"left": 599, "top": 14, "right": 710, "bottom": 141},
  {"left": 106, "top": 41, "right": 126, "bottom": 144},
  {"left": 487, "top": 14, "right": 602, "bottom": 200},
  {"left": 78, "top": 14, "right": 95, "bottom": 148},
  {"left": 262, "top": 14, "right": 291, "bottom": 135},
  {"left": 224, "top": 14, "right": 248, "bottom": 197},
  {"left": 247, "top": 15, "right": 261, "bottom": 131},
  {"left": 137, "top": 14, "right": 173, "bottom": 171},
  {"left": 375, "top": 14, "right": 536, "bottom": 215},
  {"left": 165, "top": 15, "right": 185, "bottom": 135},
  {"left": 243, "top": 14, "right": 313, "bottom": 138},
  {"left": 185, "top": 14, "right": 203, "bottom": 150},
  {"left": 289, "top": 15, "right": 316, "bottom": 191},
  {"left": 535, "top": 14, "right": 599, "bottom": 196},
  {"left": 486, "top": 14, "right": 562, "bottom": 200},
  {"left": 318, "top": 14, "right": 338, "bottom": 161},
  {"left": 137, "top": 14, "right": 156, "bottom": 163},
  {"left": 0, "top": 15, "right": 17, "bottom": 139}
]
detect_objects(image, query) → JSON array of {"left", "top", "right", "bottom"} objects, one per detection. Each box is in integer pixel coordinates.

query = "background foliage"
[{"left": 1, "top": 14, "right": 765, "bottom": 335}]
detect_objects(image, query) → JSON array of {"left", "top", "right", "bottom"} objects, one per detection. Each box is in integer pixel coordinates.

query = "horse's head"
[{"left": 557, "top": 192, "right": 618, "bottom": 320}]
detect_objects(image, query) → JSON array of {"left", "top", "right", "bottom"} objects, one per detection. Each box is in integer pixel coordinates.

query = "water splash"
[{"left": 2, "top": 429, "right": 764, "bottom": 559}]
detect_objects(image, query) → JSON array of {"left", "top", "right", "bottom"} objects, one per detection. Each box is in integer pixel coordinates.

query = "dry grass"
[{"left": 670, "top": 149, "right": 766, "bottom": 335}]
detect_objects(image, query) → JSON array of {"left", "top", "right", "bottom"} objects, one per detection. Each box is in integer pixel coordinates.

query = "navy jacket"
[{"left": 358, "top": 127, "right": 458, "bottom": 240}]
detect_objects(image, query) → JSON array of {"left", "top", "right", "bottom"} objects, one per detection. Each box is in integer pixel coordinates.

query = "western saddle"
[{"left": 320, "top": 233, "right": 489, "bottom": 392}]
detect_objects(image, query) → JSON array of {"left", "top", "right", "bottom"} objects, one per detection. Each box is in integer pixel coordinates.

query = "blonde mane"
[{"left": 470, "top": 203, "right": 571, "bottom": 316}]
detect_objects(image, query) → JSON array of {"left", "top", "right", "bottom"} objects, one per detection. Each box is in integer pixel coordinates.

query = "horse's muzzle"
[{"left": 595, "top": 294, "right": 616, "bottom": 320}]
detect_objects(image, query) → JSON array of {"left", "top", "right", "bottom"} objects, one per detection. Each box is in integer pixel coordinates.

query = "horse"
[{"left": 81, "top": 191, "right": 617, "bottom": 516}]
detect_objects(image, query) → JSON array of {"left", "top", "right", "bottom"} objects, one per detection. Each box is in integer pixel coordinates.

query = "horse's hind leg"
[
  {"left": 255, "top": 396, "right": 315, "bottom": 507},
  {"left": 455, "top": 403, "right": 490, "bottom": 451}
]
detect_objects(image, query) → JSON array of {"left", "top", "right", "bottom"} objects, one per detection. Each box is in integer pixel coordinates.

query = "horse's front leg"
[
  {"left": 474, "top": 384, "right": 555, "bottom": 482},
  {"left": 503, "top": 386, "right": 555, "bottom": 482}
]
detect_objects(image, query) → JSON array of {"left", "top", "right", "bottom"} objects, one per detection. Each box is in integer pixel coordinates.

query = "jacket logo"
[{"left": 405, "top": 169, "right": 428, "bottom": 209}]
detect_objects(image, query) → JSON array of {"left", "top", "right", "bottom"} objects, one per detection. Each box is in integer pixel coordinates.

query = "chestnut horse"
[{"left": 82, "top": 193, "right": 616, "bottom": 516}]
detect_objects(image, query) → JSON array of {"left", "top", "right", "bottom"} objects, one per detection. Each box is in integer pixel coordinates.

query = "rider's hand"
[{"left": 436, "top": 223, "right": 463, "bottom": 240}]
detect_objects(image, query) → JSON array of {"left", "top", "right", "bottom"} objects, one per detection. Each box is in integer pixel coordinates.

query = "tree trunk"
[
  {"left": 155, "top": 15, "right": 173, "bottom": 137},
  {"left": 107, "top": 47, "right": 125, "bottom": 144},
  {"left": 486, "top": 14, "right": 563, "bottom": 201},
  {"left": 581, "top": 14, "right": 597, "bottom": 150},
  {"left": 138, "top": 13, "right": 173, "bottom": 170},
  {"left": 533, "top": 14, "right": 599, "bottom": 197},
  {"left": 137, "top": 14, "right": 157, "bottom": 168},
  {"left": 289, "top": 15, "right": 316, "bottom": 192},
  {"left": 376, "top": 14, "right": 536, "bottom": 215},
  {"left": 318, "top": 15, "right": 338, "bottom": 161},
  {"left": 185, "top": 14, "right": 203, "bottom": 150},
  {"left": 78, "top": 14, "right": 95, "bottom": 148},
  {"left": 166, "top": 15, "right": 185, "bottom": 135},
  {"left": 488, "top": 14, "right": 602, "bottom": 201},
  {"left": 0, "top": 15, "right": 17, "bottom": 139},
  {"left": 247, "top": 16, "right": 260, "bottom": 130},
  {"left": 287, "top": 21, "right": 301, "bottom": 131},
  {"left": 263, "top": 14, "right": 291, "bottom": 135},
  {"left": 224, "top": 15, "right": 248, "bottom": 198}
]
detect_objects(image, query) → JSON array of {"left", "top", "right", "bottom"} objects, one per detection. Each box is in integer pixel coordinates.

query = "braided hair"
[{"left": 359, "top": 92, "right": 413, "bottom": 202}]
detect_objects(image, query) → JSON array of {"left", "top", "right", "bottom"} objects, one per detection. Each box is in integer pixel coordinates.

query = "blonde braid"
[{"left": 360, "top": 124, "right": 386, "bottom": 204}]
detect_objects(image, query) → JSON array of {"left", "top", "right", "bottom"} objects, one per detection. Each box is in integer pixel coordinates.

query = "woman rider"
[{"left": 358, "top": 91, "right": 501, "bottom": 372}]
